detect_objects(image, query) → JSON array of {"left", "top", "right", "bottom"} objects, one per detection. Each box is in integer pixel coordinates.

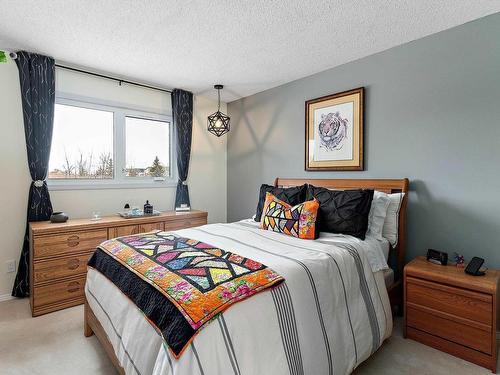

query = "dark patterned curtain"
[
  {"left": 12, "top": 51, "right": 55, "bottom": 297},
  {"left": 172, "top": 89, "right": 193, "bottom": 207}
]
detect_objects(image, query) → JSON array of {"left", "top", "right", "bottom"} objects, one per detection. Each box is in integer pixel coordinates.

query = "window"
[
  {"left": 49, "top": 104, "right": 114, "bottom": 179},
  {"left": 125, "top": 117, "right": 170, "bottom": 178},
  {"left": 48, "top": 98, "right": 174, "bottom": 189}
]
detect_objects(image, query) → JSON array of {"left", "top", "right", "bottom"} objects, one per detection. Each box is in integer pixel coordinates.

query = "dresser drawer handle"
[
  {"left": 184, "top": 221, "right": 192, "bottom": 226},
  {"left": 67, "top": 259, "right": 80, "bottom": 270},
  {"left": 67, "top": 235, "right": 80, "bottom": 247},
  {"left": 67, "top": 281, "right": 80, "bottom": 293}
]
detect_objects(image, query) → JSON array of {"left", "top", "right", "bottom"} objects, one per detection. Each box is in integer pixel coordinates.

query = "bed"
[{"left": 84, "top": 178, "right": 409, "bottom": 375}]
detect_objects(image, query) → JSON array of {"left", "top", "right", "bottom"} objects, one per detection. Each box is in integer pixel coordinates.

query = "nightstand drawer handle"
[
  {"left": 67, "top": 281, "right": 80, "bottom": 293},
  {"left": 67, "top": 259, "right": 80, "bottom": 270},
  {"left": 67, "top": 235, "right": 80, "bottom": 247}
]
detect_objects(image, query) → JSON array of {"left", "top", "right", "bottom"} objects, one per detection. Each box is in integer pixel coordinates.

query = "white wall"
[
  {"left": 0, "top": 58, "right": 227, "bottom": 298},
  {"left": 0, "top": 57, "right": 31, "bottom": 300}
]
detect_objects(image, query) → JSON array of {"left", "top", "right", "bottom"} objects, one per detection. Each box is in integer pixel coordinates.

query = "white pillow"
[
  {"left": 366, "top": 191, "right": 391, "bottom": 240},
  {"left": 380, "top": 192, "right": 405, "bottom": 247}
]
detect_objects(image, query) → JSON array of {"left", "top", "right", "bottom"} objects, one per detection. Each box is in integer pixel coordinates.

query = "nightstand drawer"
[
  {"left": 33, "top": 229, "right": 107, "bottom": 259},
  {"left": 407, "top": 306, "right": 491, "bottom": 354},
  {"left": 406, "top": 277, "right": 492, "bottom": 324},
  {"left": 33, "top": 252, "right": 94, "bottom": 284}
]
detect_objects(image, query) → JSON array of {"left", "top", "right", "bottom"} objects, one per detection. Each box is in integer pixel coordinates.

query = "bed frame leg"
[
  {"left": 84, "top": 300, "right": 94, "bottom": 337},
  {"left": 388, "top": 280, "right": 403, "bottom": 317}
]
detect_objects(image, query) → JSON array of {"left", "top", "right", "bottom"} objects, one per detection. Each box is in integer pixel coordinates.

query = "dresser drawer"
[
  {"left": 406, "top": 306, "right": 491, "bottom": 354},
  {"left": 165, "top": 217, "right": 206, "bottom": 231},
  {"left": 33, "top": 229, "right": 107, "bottom": 259},
  {"left": 33, "top": 276, "right": 86, "bottom": 308},
  {"left": 33, "top": 252, "right": 94, "bottom": 284},
  {"left": 139, "top": 222, "right": 164, "bottom": 233},
  {"left": 406, "top": 277, "right": 492, "bottom": 324},
  {"left": 109, "top": 225, "right": 139, "bottom": 238}
]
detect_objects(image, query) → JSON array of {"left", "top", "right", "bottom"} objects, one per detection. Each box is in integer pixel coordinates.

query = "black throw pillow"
[
  {"left": 254, "top": 184, "right": 308, "bottom": 222},
  {"left": 306, "top": 185, "right": 374, "bottom": 239}
]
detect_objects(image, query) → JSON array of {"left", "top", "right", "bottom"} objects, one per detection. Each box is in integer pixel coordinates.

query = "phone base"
[{"left": 465, "top": 270, "right": 486, "bottom": 276}]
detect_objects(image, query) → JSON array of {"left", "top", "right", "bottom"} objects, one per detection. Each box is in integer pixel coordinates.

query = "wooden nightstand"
[{"left": 404, "top": 256, "right": 499, "bottom": 372}]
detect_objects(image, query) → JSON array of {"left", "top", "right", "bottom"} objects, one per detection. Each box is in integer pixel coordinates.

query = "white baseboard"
[{"left": 0, "top": 293, "right": 14, "bottom": 302}]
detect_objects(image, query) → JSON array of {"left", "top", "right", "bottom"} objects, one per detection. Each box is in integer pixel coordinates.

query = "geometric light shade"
[
  {"left": 208, "top": 110, "right": 230, "bottom": 137},
  {"left": 207, "top": 84, "right": 230, "bottom": 137}
]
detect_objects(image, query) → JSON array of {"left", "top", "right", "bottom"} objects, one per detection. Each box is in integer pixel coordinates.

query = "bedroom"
[{"left": 0, "top": 1, "right": 499, "bottom": 374}]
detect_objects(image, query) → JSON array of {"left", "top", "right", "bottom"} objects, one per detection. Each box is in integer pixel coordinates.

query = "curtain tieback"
[
  {"left": 181, "top": 180, "right": 188, "bottom": 185},
  {"left": 33, "top": 180, "right": 44, "bottom": 188}
]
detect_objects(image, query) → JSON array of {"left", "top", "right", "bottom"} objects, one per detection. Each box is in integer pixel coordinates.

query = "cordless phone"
[{"left": 465, "top": 257, "right": 485, "bottom": 276}]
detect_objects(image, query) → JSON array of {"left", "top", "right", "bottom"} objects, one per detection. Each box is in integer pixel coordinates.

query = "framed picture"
[{"left": 305, "top": 87, "right": 364, "bottom": 171}]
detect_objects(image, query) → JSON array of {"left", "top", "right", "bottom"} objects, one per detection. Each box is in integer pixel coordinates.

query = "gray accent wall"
[{"left": 227, "top": 13, "right": 500, "bottom": 267}]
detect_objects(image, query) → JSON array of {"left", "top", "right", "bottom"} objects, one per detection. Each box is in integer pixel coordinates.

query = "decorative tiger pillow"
[{"left": 260, "top": 192, "right": 319, "bottom": 240}]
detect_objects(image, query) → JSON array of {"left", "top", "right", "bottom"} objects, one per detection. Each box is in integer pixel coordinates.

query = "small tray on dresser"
[
  {"left": 404, "top": 256, "right": 500, "bottom": 372},
  {"left": 117, "top": 209, "right": 161, "bottom": 219}
]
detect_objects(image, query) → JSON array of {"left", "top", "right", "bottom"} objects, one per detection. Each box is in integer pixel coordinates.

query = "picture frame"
[{"left": 305, "top": 87, "right": 364, "bottom": 171}]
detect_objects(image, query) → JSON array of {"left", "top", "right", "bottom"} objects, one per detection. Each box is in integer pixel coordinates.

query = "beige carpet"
[{"left": 0, "top": 298, "right": 496, "bottom": 374}]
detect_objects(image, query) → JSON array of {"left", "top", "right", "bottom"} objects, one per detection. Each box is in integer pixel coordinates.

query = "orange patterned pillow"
[{"left": 260, "top": 192, "right": 319, "bottom": 240}]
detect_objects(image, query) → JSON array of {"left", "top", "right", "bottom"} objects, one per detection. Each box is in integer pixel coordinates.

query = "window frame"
[{"left": 48, "top": 94, "right": 176, "bottom": 190}]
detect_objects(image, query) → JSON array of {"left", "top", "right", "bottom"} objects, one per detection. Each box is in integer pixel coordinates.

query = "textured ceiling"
[{"left": 0, "top": 1, "right": 499, "bottom": 102}]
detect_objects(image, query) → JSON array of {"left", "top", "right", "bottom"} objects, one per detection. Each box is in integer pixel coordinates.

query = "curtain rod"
[
  {"left": 55, "top": 64, "right": 172, "bottom": 94},
  {"left": 8, "top": 51, "right": 172, "bottom": 94}
]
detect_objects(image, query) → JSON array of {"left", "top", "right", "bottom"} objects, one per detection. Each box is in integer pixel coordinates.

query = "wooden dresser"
[
  {"left": 29, "top": 210, "right": 208, "bottom": 317},
  {"left": 404, "top": 256, "right": 499, "bottom": 372}
]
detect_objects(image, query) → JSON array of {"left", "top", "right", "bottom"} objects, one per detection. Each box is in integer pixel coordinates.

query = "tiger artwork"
[{"left": 318, "top": 111, "right": 349, "bottom": 151}]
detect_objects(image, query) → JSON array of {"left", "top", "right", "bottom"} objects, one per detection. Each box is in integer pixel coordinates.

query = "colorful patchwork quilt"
[{"left": 88, "top": 231, "right": 283, "bottom": 357}]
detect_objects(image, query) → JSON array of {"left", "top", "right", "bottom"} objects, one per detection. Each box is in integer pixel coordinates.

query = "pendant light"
[{"left": 207, "top": 84, "right": 230, "bottom": 137}]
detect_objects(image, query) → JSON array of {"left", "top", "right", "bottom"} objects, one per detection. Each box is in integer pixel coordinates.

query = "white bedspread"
[
  {"left": 85, "top": 221, "right": 392, "bottom": 375},
  {"left": 238, "top": 219, "right": 390, "bottom": 271}
]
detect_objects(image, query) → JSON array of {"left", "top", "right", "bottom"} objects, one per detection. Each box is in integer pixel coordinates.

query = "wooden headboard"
[{"left": 274, "top": 178, "right": 409, "bottom": 282}]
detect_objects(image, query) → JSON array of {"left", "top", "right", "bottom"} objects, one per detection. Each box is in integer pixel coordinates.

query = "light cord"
[{"left": 217, "top": 88, "right": 221, "bottom": 111}]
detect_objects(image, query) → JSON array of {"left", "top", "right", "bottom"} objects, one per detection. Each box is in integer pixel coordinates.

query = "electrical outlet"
[{"left": 6, "top": 260, "right": 16, "bottom": 273}]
